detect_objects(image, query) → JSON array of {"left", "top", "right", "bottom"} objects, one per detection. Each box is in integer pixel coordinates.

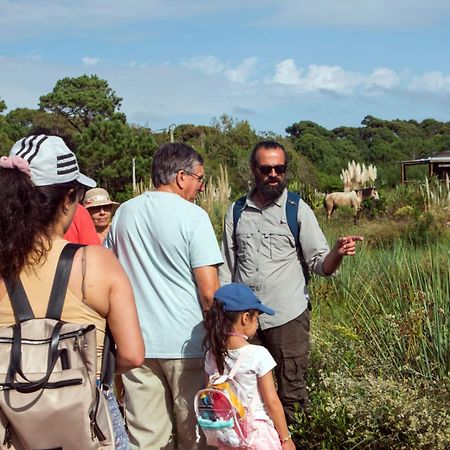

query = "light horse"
[{"left": 324, "top": 187, "right": 379, "bottom": 223}]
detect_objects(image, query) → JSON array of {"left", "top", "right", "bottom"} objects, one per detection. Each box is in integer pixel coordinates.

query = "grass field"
[{"left": 198, "top": 172, "right": 450, "bottom": 449}]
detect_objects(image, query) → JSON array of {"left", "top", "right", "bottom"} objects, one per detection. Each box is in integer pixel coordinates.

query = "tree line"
[{"left": 2, "top": 75, "right": 450, "bottom": 201}]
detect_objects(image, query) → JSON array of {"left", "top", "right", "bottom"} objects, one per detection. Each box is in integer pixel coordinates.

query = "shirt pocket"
[
  {"left": 269, "top": 233, "right": 296, "bottom": 261},
  {"left": 236, "top": 232, "right": 253, "bottom": 261}
]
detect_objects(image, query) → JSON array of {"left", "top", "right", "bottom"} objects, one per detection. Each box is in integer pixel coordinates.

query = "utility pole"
[
  {"left": 132, "top": 157, "right": 136, "bottom": 194},
  {"left": 168, "top": 124, "right": 176, "bottom": 143}
]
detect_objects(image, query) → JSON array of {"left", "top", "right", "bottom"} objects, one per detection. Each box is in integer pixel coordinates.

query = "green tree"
[
  {"left": 204, "top": 116, "right": 260, "bottom": 195},
  {"left": 39, "top": 75, "right": 123, "bottom": 132},
  {"left": 5, "top": 108, "right": 75, "bottom": 141},
  {"left": 75, "top": 116, "right": 156, "bottom": 195},
  {"left": 0, "top": 98, "right": 11, "bottom": 154},
  {"left": 286, "top": 120, "right": 332, "bottom": 139}
]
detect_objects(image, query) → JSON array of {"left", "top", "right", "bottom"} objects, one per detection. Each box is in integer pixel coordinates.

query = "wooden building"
[{"left": 401, "top": 149, "right": 450, "bottom": 183}]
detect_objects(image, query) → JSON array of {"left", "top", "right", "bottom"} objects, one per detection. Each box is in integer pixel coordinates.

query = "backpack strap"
[
  {"left": 232, "top": 195, "right": 247, "bottom": 245},
  {"left": 100, "top": 327, "right": 116, "bottom": 388},
  {"left": 46, "top": 243, "right": 82, "bottom": 320},
  {"left": 4, "top": 278, "right": 35, "bottom": 323},
  {"left": 286, "top": 191, "right": 300, "bottom": 248},
  {"left": 227, "top": 345, "right": 250, "bottom": 380}
]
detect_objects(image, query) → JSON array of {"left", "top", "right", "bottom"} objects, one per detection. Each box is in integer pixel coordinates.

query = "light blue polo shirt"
[{"left": 105, "top": 191, "right": 223, "bottom": 358}]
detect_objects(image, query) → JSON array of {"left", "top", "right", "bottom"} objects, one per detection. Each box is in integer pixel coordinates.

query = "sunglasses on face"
[
  {"left": 89, "top": 204, "right": 113, "bottom": 214},
  {"left": 257, "top": 165, "right": 286, "bottom": 175}
]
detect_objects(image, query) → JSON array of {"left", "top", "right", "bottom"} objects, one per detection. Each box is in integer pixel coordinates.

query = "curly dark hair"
[
  {"left": 0, "top": 167, "right": 84, "bottom": 280},
  {"left": 203, "top": 300, "right": 257, "bottom": 374}
]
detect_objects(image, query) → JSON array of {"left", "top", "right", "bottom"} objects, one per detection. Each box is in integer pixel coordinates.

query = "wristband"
[{"left": 280, "top": 432, "right": 292, "bottom": 443}]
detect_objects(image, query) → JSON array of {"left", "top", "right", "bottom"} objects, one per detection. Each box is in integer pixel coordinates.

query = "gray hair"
[{"left": 151, "top": 142, "right": 204, "bottom": 187}]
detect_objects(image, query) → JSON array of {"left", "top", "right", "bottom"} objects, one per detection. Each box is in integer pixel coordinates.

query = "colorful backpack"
[{"left": 195, "top": 347, "right": 255, "bottom": 448}]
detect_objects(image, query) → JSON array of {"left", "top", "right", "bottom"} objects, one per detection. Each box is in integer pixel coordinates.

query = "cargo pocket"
[{"left": 269, "top": 233, "right": 295, "bottom": 261}]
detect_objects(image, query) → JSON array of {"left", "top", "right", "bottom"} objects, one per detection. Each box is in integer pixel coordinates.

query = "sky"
[{"left": 1, "top": 0, "right": 450, "bottom": 135}]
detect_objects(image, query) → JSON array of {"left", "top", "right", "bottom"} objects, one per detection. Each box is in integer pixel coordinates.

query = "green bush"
[
  {"left": 405, "top": 211, "right": 446, "bottom": 246},
  {"left": 291, "top": 237, "right": 450, "bottom": 449},
  {"left": 291, "top": 365, "right": 450, "bottom": 449}
]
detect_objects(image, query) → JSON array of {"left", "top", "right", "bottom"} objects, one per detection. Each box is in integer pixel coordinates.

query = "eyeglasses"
[
  {"left": 184, "top": 171, "right": 206, "bottom": 185},
  {"left": 257, "top": 165, "right": 286, "bottom": 175},
  {"left": 89, "top": 204, "right": 113, "bottom": 214}
]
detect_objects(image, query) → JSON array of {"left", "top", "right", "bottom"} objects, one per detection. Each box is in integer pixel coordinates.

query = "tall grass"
[
  {"left": 199, "top": 171, "right": 450, "bottom": 448},
  {"left": 197, "top": 164, "right": 231, "bottom": 238},
  {"left": 312, "top": 241, "right": 450, "bottom": 380},
  {"left": 420, "top": 175, "right": 450, "bottom": 211}
]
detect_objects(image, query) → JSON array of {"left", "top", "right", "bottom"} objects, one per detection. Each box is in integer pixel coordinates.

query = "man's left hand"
[{"left": 335, "top": 236, "right": 364, "bottom": 256}]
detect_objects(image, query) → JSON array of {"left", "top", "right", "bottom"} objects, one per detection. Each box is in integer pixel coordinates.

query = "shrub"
[{"left": 291, "top": 365, "right": 450, "bottom": 449}]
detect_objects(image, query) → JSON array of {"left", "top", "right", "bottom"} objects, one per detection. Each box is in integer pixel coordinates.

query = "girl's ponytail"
[{"left": 203, "top": 300, "right": 239, "bottom": 374}]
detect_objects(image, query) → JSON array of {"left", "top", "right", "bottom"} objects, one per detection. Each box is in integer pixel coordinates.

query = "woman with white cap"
[
  {"left": 0, "top": 134, "right": 144, "bottom": 449},
  {"left": 84, "top": 188, "right": 120, "bottom": 243}
]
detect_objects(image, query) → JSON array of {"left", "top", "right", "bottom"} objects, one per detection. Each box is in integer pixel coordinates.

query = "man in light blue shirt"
[{"left": 106, "top": 143, "right": 223, "bottom": 450}]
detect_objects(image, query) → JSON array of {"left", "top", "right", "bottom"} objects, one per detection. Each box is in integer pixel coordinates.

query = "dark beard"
[{"left": 256, "top": 179, "right": 286, "bottom": 202}]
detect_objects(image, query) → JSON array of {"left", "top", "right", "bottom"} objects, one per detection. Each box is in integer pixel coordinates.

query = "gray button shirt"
[{"left": 219, "top": 189, "right": 331, "bottom": 329}]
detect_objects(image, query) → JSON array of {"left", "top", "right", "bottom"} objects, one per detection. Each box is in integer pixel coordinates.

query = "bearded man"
[{"left": 219, "top": 140, "right": 363, "bottom": 423}]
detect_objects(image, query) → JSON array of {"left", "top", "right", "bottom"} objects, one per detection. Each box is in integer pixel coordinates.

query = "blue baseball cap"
[{"left": 214, "top": 283, "right": 275, "bottom": 315}]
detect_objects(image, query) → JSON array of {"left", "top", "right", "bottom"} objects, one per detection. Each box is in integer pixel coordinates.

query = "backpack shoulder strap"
[
  {"left": 228, "top": 345, "right": 252, "bottom": 380},
  {"left": 286, "top": 191, "right": 300, "bottom": 248},
  {"left": 100, "top": 327, "right": 116, "bottom": 388},
  {"left": 232, "top": 195, "right": 247, "bottom": 237},
  {"left": 46, "top": 243, "right": 83, "bottom": 320},
  {"left": 4, "top": 278, "right": 35, "bottom": 323},
  {"left": 286, "top": 191, "right": 311, "bottom": 286}
]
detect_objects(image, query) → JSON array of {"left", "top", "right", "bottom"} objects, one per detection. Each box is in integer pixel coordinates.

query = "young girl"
[{"left": 203, "top": 283, "right": 296, "bottom": 450}]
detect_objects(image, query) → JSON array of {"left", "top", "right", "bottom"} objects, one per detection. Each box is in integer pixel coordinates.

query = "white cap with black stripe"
[{"left": 9, "top": 134, "right": 96, "bottom": 188}]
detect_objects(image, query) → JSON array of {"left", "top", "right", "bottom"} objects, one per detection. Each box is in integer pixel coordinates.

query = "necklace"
[{"left": 229, "top": 331, "right": 248, "bottom": 340}]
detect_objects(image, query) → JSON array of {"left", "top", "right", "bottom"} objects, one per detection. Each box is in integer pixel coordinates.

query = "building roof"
[{"left": 402, "top": 149, "right": 450, "bottom": 165}]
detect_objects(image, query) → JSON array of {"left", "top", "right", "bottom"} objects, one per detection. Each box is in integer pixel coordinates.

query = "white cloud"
[
  {"left": 300, "top": 65, "right": 362, "bottom": 95},
  {"left": 183, "top": 55, "right": 259, "bottom": 84},
  {"left": 366, "top": 68, "right": 400, "bottom": 90},
  {"left": 225, "top": 57, "right": 258, "bottom": 84},
  {"left": 1, "top": 54, "right": 450, "bottom": 134},
  {"left": 409, "top": 71, "right": 450, "bottom": 93},
  {"left": 182, "top": 56, "right": 225, "bottom": 76},
  {"left": 82, "top": 57, "right": 101, "bottom": 67},
  {"left": 273, "top": 59, "right": 302, "bottom": 85},
  {"left": 271, "top": 61, "right": 403, "bottom": 95}
]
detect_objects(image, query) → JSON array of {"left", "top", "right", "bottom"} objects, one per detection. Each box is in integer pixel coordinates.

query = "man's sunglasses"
[{"left": 257, "top": 165, "right": 286, "bottom": 175}]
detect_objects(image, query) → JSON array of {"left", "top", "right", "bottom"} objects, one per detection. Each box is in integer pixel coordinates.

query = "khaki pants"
[{"left": 123, "top": 358, "right": 208, "bottom": 450}]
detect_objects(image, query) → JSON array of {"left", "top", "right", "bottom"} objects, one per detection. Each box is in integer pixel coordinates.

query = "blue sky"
[{"left": 1, "top": 0, "right": 450, "bottom": 135}]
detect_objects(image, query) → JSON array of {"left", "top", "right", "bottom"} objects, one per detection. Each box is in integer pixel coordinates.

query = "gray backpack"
[{"left": 0, "top": 244, "right": 114, "bottom": 450}]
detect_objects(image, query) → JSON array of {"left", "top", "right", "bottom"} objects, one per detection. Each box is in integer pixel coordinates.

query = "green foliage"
[
  {"left": 291, "top": 368, "right": 450, "bottom": 449},
  {"left": 286, "top": 115, "right": 450, "bottom": 191},
  {"left": 291, "top": 235, "right": 450, "bottom": 449},
  {"left": 75, "top": 118, "right": 156, "bottom": 195},
  {"left": 203, "top": 115, "right": 259, "bottom": 195},
  {"left": 39, "top": 75, "right": 122, "bottom": 132},
  {"left": 312, "top": 241, "right": 450, "bottom": 380},
  {"left": 405, "top": 211, "right": 446, "bottom": 246},
  {"left": 0, "top": 98, "right": 6, "bottom": 113}
]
